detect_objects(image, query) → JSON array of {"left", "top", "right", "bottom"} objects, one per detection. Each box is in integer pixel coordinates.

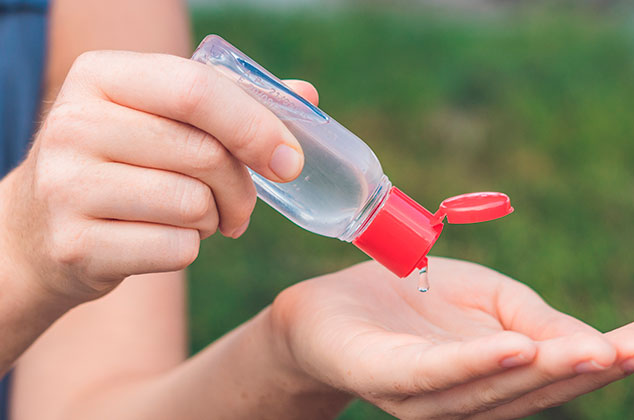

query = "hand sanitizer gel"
[{"left": 192, "top": 35, "right": 513, "bottom": 281}]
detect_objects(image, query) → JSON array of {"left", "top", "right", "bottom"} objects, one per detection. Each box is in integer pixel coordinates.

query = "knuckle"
[
  {"left": 49, "top": 224, "right": 89, "bottom": 267},
  {"left": 199, "top": 228, "right": 217, "bottom": 241},
  {"left": 69, "top": 51, "right": 99, "bottom": 76},
  {"left": 32, "top": 156, "right": 74, "bottom": 204},
  {"left": 67, "top": 51, "right": 110, "bottom": 88},
  {"left": 43, "top": 102, "right": 84, "bottom": 147},
  {"left": 233, "top": 189, "right": 257, "bottom": 226},
  {"left": 216, "top": 170, "right": 256, "bottom": 236},
  {"left": 184, "top": 128, "right": 227, "bottom": 172},
  {"left": 172, "top": 229, "right": 200, "bottom": 269},
  {"left": 33, "top": 172, "right": 61, "bottom": 203},
  {"left": 175, "top": 67, "right": 213, "bottom": 120},
  {"left": 201, "top": 209, "right": 220, "bottom": 239},
  {"left": 177, "top": 178, "right": 212, "bottom": 223},
  {"left": 32, "top": 161, "right": 58, "bottom": 199}
]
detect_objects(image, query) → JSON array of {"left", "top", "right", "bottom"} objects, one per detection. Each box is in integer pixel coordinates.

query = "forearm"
[
  {"left": 62, "top": 308, "right": 351, "bottom": 420},
  {"left": 0, "top": 171, "right": 72, "bottom": 376},
  {"left": 157, "top": 308, "right": 352, "bottom": 419},
  {"left": 0, "top": 265, "right": 69, "bottom": 377},
  {"left": 44, "top": 0, "right": 191, "bottom": 107}
]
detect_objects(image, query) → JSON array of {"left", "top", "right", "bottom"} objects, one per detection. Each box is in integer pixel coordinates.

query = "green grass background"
[{"left": 187, "top": 3, "right": 634, "bottom": 419}]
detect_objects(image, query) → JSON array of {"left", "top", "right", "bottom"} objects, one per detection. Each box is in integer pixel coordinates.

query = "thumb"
[{"left": 283, "top": 79, "right": 319, "bottom": 106}]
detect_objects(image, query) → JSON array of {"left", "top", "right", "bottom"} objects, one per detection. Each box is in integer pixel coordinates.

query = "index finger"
[
  {"left": 63, "top": 50, "right": 304, "bottom": 182},
  {"left": 471, "top": 324, "right": 634, "bottom": 419}
]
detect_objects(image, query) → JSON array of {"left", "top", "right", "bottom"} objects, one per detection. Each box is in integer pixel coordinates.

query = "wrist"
[
  {"left": 258, "top": 306, "right": 353, "bottom": 404},
  {"left": 0, "top": 171, "right": 74, "bottom": 318},
  {"left": 0, "top": 174, "right": 73, "bottom": 375}
]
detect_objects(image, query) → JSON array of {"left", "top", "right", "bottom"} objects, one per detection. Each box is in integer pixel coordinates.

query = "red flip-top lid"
[
  {"left": 352, "top": 188, "right": 513, "bottom": 278},
  {"left": 436, "top": 192, "right": 513, "bottom": 224}
]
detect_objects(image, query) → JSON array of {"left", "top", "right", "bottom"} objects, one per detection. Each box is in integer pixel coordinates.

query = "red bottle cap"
[
  {"left": 352, "top": 188, "right": 513, "bottom": 278},
  {"left": 436, "top": 192, "right": 514, "bottom": 224}
]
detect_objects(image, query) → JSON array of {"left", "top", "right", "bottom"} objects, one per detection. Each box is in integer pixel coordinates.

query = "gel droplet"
[{"left": 418, "top": 266, "right": 429, "bottom": 293}]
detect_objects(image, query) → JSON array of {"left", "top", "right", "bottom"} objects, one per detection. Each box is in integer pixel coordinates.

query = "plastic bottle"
[{"left": 192, "top": 35, "right": 513, "bottom": 278}]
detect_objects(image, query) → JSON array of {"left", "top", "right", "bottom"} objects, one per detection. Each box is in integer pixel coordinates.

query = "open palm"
[{"left": 272, "top": 257, "right": 632, "bottom": 419}]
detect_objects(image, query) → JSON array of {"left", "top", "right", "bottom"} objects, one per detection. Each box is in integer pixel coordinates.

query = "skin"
[
  {"left": 3, "top": 0, "right": 634, "bottom": 419},
  {"left": 0, "top": 0, "right": 313, "bottom": 377},
  {"left": 271, "top": 258, "right": 634, "bottom": 419},
  {"left": 12, "top": 258, "right": 634, "bottom": 420}
]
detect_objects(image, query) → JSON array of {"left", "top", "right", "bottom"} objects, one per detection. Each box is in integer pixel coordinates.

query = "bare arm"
[
  {"left": 43, "top": 0, "right": 191, "bottom": 104},
  {"left": 15, "top": 256, "right": 634, "bottom": 420},
  {"left": 10, "top": 1, "right": 347, "bottom": 419},
  {"left": 7, "top": 1, "right": 632, "bottom": 419},
  {"left": 11, "top": 0, "right": 192, "bottom": 414},
  {"left": 11, "top": 272, "right": 189, "bottom": 419},
  {"left": 0, "top": 203, "right": 72, "bottom": 378},
  {"left": 0, "top": 0, "right": 190, "bottom": 379},
  {"left": 13, "top": 297, "right": 347, "bottom": 420}
]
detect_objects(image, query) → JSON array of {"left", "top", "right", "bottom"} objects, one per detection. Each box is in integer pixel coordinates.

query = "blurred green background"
[{"left": 188, "top": 2, "right": 634, "bottom": 419}]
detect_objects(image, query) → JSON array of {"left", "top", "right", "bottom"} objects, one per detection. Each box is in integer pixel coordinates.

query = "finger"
[
  {"left": 423, "top": 332, "right": 616, "bottom": 417},
  {"left": 65, "top": 51, "right": 304, "bottom": 182},
  {"left": 284, "top": 79, "right": 319, "bottom": 106},
  {"left": 350, "top": 330, "right": 536, "bottom": 396},
  {"left": 56, "top": 100, "right": 256, "bottom": 237},
  {"left": 478, "top": 324, "right": 634, "bottom": 419},
  {"left": 71, "top": 162, "right": 219, "bottom": 237},
  {"left": 605, "top": 320, "right": 634, "bottom": 366},
  {"left": 470, "top": 366, "right": 631, "bottom": 420},
  {"left": 80, "top": 220, "right": 200, "bottom": 281}
]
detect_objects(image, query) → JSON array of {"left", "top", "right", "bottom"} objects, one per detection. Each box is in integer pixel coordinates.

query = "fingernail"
[
  {"left": 574, "top": 360, "right": 608, "bottom": 374},
  {"left": 231, "top": 219, "right": 250, "bottom": 239},
  {"left": 621, "top": 358, "right": 634, "bottom": 374},
  {"left": 500, "top": 354, "right": 530, "bottom": 368},
  {"left": 270, "top": 144, "right": 303, "bottom": 181}
]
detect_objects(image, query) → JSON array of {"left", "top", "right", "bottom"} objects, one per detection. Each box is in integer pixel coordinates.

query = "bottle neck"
[{"left": 338, "top": 175, "right": 392, "bottom": 242}]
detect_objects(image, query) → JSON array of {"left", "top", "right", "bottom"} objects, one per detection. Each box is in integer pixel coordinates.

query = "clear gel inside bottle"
[
  {"left": 192, "top": 35, "right": 514, "bottom": 280},
  {"left": 192, "top": 35, "right": 390, "bottom": 243}
]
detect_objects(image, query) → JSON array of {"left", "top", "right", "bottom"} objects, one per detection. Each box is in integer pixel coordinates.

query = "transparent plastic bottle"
[{"left": 192, "top": 35, "right": 513, "bottom": 278}]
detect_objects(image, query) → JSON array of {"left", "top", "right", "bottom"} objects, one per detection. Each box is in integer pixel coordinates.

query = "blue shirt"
[
  {"left": 0, "top": 0, "right": 49, "bottom": 418},
  {"left": 0, "top": 0, "right": 48, "bottom": 176}
]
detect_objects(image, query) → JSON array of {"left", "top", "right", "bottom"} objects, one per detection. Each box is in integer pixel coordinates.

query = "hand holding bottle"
[{"left": 0, "top": 50, "right": 317, "bottom": 304}]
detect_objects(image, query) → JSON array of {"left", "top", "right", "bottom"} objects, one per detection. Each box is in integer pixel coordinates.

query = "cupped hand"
[
  {"left": 271, "top": 257, "right": 630, "bottom": 419},
  {"left": 0, "top": 50, "right": 318, "bottom": 303}
]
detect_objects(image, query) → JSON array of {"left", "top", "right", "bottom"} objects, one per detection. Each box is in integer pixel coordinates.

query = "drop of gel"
[{"left": 418, "top": 266, "right": 430, "bottom": 293}]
